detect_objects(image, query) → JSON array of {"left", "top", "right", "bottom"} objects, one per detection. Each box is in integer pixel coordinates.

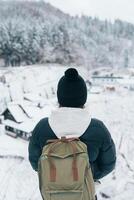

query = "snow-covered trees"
[{"left": 0, "top": 0, "right": 134, "bottom": 68}]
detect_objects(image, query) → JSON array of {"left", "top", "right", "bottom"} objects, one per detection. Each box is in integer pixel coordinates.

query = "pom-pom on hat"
[{"left": 57, "top": 68, "right": 87, "bottom": 107}]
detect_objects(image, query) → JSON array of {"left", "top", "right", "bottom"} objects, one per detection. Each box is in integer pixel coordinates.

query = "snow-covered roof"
[
  {"left": 8, "top": 104, "right": 28, "bottom": 123},
  {"left": 24, "top": 93, "right": 44, "bottom": 103},
  {"left": 1, "top": 100, "right": 54, "bottom": 124},
  {"left": 3, "top": 119, "right": 37, "bottom": 133},
  {"left": 19, "top": 120, "right": 37, "bottom": 133},
  {"left": 2, "top": 104, "right": 28, "bottom": 123},
  {"left": 92, "top": 76, "right": 123, "bottom": 79},
  {"left": 19, "top": 103, "right": 43, "bottom": 119}
]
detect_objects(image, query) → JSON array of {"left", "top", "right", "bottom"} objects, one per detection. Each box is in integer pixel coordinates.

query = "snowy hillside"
[
  {"left": 0, "top": 66, "right": 134, "bottom": 200},
  {"left": 1, "top": 0, "right": 134, "bottom": 68}
]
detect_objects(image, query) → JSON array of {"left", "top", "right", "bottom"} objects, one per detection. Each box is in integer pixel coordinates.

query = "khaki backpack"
[{"left": 38, "top": 137, "right": 95, "bottom": 200}]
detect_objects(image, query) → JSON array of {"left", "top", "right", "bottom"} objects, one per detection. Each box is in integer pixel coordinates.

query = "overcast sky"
[{"left": 45, "top": 0, "right": 134, "bottom": 24}]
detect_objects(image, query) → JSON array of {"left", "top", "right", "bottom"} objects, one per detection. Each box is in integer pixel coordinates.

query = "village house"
[
  {"left": 0, "top": 103, "right": 41, "bottom": 140},
  {"left": 91, "top": 75, "right": 123, "bottom": 86}
]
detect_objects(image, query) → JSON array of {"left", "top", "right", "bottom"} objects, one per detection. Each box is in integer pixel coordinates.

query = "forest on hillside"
[{"left": 0, "top": 0, "right": 134, "bottom": 68}]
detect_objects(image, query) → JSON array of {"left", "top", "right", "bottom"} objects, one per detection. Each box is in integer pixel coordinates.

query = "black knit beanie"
[{"left": 57, "top": 68, "right": 87, "bottom": 107}]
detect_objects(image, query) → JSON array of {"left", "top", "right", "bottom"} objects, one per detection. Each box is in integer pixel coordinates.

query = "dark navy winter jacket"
[{"left": 28, "top": 117, "right": 116, "bottom": 180}]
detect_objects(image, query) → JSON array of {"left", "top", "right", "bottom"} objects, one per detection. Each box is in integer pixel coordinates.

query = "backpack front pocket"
[{"left": 46, "top": 190, "right": 83, "bottom": 200}]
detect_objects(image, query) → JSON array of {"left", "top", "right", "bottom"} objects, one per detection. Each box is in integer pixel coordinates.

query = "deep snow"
[{"left": 0, "top": 66, "right": 134, "bottom": 200}]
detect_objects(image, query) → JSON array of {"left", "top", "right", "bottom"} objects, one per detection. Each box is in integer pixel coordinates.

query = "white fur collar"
[{"left": 48, "top": 107, "right": 91, "bottom": 138}]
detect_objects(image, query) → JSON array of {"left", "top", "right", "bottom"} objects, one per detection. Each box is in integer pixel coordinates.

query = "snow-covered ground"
[
  {"left": 88, "top": 91, "right": 134, "bottom": 200},
  {"left": 0, "top": 66, "right": 134, "bottom": 200}
]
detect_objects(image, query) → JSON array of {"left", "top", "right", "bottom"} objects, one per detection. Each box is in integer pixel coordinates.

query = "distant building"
[
  {"left": 91, "top": 76, "right": 123, "bottom": 86},
  {"left": 105, "top": 86, "right": 116, "bottom": 92}
]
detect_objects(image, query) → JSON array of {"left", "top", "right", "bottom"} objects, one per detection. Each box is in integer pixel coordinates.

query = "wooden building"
[
  {"left": 1, "top": 103, "right": 36, "bottom": 140},
  {"left": 91, "top": 75, "right": 123, "bottom": 86}
]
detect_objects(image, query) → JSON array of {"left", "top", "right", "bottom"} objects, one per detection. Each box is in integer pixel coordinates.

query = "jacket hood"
[{"left": 48, "top": 106, "right": 91, "bottom": 138}]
